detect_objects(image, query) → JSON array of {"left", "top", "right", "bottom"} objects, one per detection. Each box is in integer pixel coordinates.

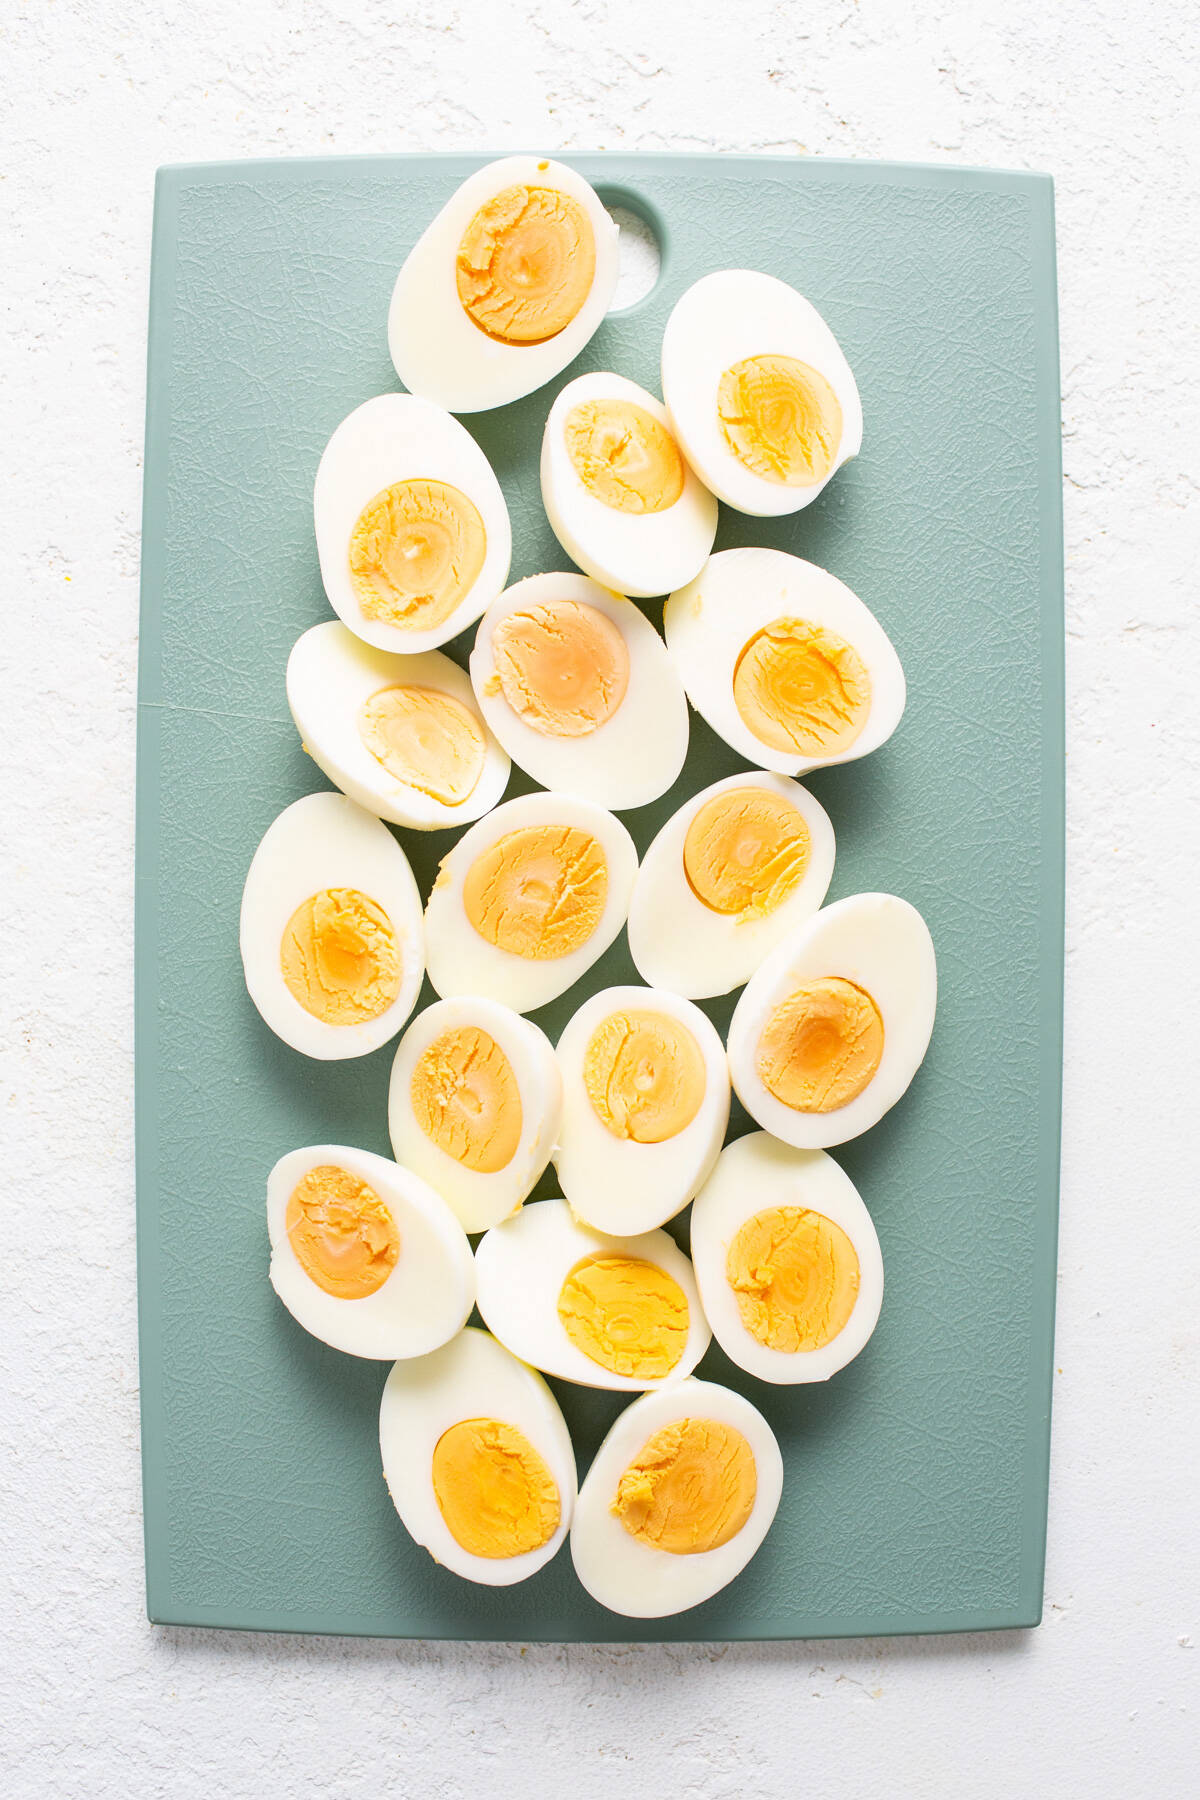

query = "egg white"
[
  {"left": 727, "top": 893, "right": 938, "bottom": 1149},
  {"left": 469, "top": 573, "right": 689, "bottom": 812},
  {"left": 388, "top": 156, "right": 620, "bottom": 413},
  {"left": 239, "top": 791, "right": 424, "bottom": 1060},
  {"left": 313, "top": 393, "right": 512, "bottom": 653},
  {"left": 379, "top": 1326, "right": 577, "bottom": 1586}
]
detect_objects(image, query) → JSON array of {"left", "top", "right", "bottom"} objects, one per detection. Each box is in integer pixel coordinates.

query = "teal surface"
[{"left": 136, "top": 153, "right": 1063, "bottom": 1641}]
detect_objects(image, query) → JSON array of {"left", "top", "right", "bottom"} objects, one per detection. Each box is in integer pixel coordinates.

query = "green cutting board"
[{"left": 136, "top": 153, "right": 1063, "bottom": 1641}]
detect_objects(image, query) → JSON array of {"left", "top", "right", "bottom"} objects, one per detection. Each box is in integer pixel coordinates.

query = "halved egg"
[
  {"left": 286, "top": 621, "right": 510, "bottom": 830},
  {"left": 690, "top": 1132, "right": 883, "bottom": 1384},
  {"left": 388, "top": 156, "right": 620, "bottom": 413},
  {"left": 422, "top": 791, "right": 638, "bottom": 1014},
  {"left": 552, "top": 985, "right": 729, "bottom": 1234},
  {"left": 627, "top": 772, "right": 836, "bottom": 1000},
  {"left": 266, "top": 1144, "right": 474, "bottom": 1359},
  {"left": 240, "top": 791, "right": 424, "bottom": 1059},
  {"left": 570, "top": 1378, "right": 783, "bottom": 1618},
  {"left": 475, "top": 1198, "right": 711, "bottom": 1391},
  {"left": 388, "top": 996, "right": 562, "bottom": 1233},
  {"left": 469, "top": 573, "right": 689, "bottom": 811},
  {"left": 540, "top": 372, "right": 718, "bottom": 598},
  {"left": 314, "top": 393, "right": 511, "bottom": 653},
  {"left": 661, "top": 269, "right": 862, "bottom": 516},
  {"left": 379, "top": 1326, "right": 576, "bottom": 1586},
  {"left": 664, "top": 547, "right": 906, "bottom": 776},
  {"left": 727, "top": 893, "right": 937, "bottom": 1148}
]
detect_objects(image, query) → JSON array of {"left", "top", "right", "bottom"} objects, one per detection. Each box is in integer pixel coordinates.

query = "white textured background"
[{"left": 3, "top": 1, "right": 1198, "bottom": 1793}]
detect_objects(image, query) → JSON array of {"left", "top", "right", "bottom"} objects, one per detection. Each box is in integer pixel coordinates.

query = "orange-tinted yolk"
[
  {"left": 726, "top": 1205, "right": 860, "bottom": 1351},
  {"left": 733, "top": 617, "right": 872, "bottom": 759},
  {"left": 682, "top": 787, "right": 811, "bottom": 922},
  {"left": 756, "top": 976, "right": 884, "bottom": 1113},
  {"left": 582, "top": 1009, "right": 706, "bottom": 1143},
  {"left": 432, "top": 1418, "right": 560, "bottom": 1557},
  {"left": 462, "top": 824, "right": 607, "bottom": 960},
  {"left": 409, "top": 1024, "right": 523, "bottom": 1173},
  {"left": 564, "top": 398, "right": 685, "bottom": 513},
  {"left": 280, "top": 887, "right": 401, "bottom": 1026},
  {"left": 489, "top": 601, "right": 630, "bottom": 738},
  {"left": 717, "top": 354, "right": 843, "bottom": 486},
  {"left": 557, "top": 1255, "right": 690, "bottom": 1379},
  {"left": 348, "top": 479, "right": 487, "bottom": 632},
  {"left": 456, "top": 185, "right": 595, "bottom": 344},
  {"left": 285, "top": 1164, "right": 400, "bottom": 1299},
  {"left": 611, "top": 1418, "right": 757, "bottom": 1554},
  {"left": 358, "top": 685, "right": 486, "bottom": 804}
]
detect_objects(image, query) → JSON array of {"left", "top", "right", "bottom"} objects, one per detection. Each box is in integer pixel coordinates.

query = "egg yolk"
[
  {"left": 726, "top": 1205, "right": 860, "bottom": 1351},
  {"left": 489, "top": 601, "right": 630, "bottom": 738},
  {"left": 756, "top": 977, "right": 884, "bottom": 1113},
  {"left": 280, "top": 887, "right": 401, "bottom": 1026},
  {"left": 683, "top": 787, "right": 811, "bottom": 922},
  {"left": 358, "top": 685, "right": 486, "bottom": 805},
  {"left": 409, "top": 1025, "right": 523, "bottom": 1174},
  {"left": 456, "top": 184, "right": 596, "bottom": 345},
  {"left": 733, "top": 617, "right": 872, "bottom": 759},
  {"left": 564, "top": 398, "right": 685, "bottom": 514},
  {"left": 348, "top": 479, "right": 487, "bottom": 632},
  {"left": 462, "top": 824, "right": 607, "bottom": 960},
  {"left": 612, "top": 1418, "right": 756, "bottom": 1555},
  {"left": 285, "top": 1164, "right": 400, "bottom": 1300},
  {"left": 432, "top": 1418, "right": 560, "bottom": 1558},
  {"left": 557, "top": 1255, "right": 690, "bottom": 1379},
  {"left": 582, "top": 1009, "right": 706, "bottom": 1143},
  {"left": 717, "top": 353, "right": 843, "bottom": 487}
]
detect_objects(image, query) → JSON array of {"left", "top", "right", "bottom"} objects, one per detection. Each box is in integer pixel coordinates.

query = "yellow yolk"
[
  {"left": 358, "top": 685, "right": 486, "bottom": 805},
  {"left": 756, "top": 976, "right": 884, "bottom": 1113},
  {"left": 683, "top": 787, "right": 811, "bottom": 922},
  {"left": 462, "top": 824, "right": 607, "bottom": 960},
  {"left": 409, "top": 1025, "right": 523, "bottom": 1174},
  {"left": 612, "top": 1418, "right": 757, "bottom": 1554},
  {"left": 456, "top": 185, "right": 596, "bottom": 345},
  {"left": 348, "top": 479, "right": 487, "bottom": 632},
  {"left": 432, "top": 1418, "right": 560, "bottom": 1558},
  {"left": 490, "top": 601, "right": 630, "bottom": 738},
  {"left": 733, "top": 617, "right": 872, "bottom": 758},
  {"left": 280, "top": 887, "right": 401, "bottom": 1025},
  {"left": 557, "top": 1255, "right": 690, "bottom": 1379},
  {"left": 563, "top": 398, "right": 685, "bottom": 514},
  {"left": 717, "top": 353, "right": 843, "bottom": 487},
  {"left": 285, "top": 1164, "right": 400, "bottom": 1300},
  {"left": 582, "top": 1010, "right": 706, "bottom": 1144},
  {"left": 726, "top": 1205, "right": 860, "bottom": 1352}
]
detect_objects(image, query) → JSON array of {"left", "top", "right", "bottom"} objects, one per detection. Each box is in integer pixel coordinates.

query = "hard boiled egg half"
[
  {"left": 423, "top": 791, "right": 638, "bottom": 1014},
  {"left": 389, "top": 156, "right": 619, "bottom": 413},
  {"left": 475, "top": 1199, "right": 710, "bottom": 1391},
  {"left": 664, "top": 547, "right": 906, "bottom": 777},
  {"left": 240, "top": 791, "right": 424, "bottom": 1060},
  {"left": 380, "top": 1327, "right": 576, "bottom": 1586},
  {"left": 552, "top": 985, "right": 730, "bottom": 1234},
  {"left": 286, "top": 621, "right": 509, "bottom": 830},
  {"left": 727, "top": 893, "right": 937, "bottom": 1149},
  {"left": 540, "top": 372, "right": 717, "bottom": 598},
  {"left": 627, "top": 772, "right": 836, "bottom": 1000},
  {"left": 266, "top": 1144, "right": 474, "bottom": 1359},
  {"left": 388, "top": 996, "right": 562, "bottom": 1233},
  {"left": 314, "top": 393, "right": 511, "bottom": 654},
  {"left": 570, "top": 1378, "right": 783, "bottom": 1618},
  {"left": 690, "top": 1133, "right": 883, "bottom": 1384},
  {"left": 470, "top": 573, "right": 688, "bottom": 811},
  {"left": 662, "top": 269, "right": 862, "bottom": 515}
]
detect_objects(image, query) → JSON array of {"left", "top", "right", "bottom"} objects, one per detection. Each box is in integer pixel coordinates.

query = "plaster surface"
[{"left": 2, "top": 1, "right": 1197, "bottom": 1794}]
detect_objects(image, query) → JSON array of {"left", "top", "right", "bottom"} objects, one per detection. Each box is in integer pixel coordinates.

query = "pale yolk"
[
  {"left": 611, "top": 1418, "right": 757, "bottom": 1555},
  {"left": 563, "top": 398, "right": 685, "bottom": 514},
  {"left": 285, "top": 1164, "right": 400, "bottom": 1300},
  {"left": 726, "top": 1205, "right": 860, "bottom": 1352},
  {"left": 557, "top": 1255, "right": 690, "bottom": 1379},
  {"left": 432, "top": 1418, "right": 561, "bottom": 1558},
  {"left": 733, "top": 617, "right": 872, "bottom": 758},
  {"left": 717, "top": 353, "right": 843, "bottom": 486},
  {"left": 756, "top": 976, "right": 884, "bottom": 1113},
  {"left": 462, "top": 824, "right": 607, "bottom": 960},
  {"left": 348, "top": 479, "right": 487, "bottom": 631},
  {"left": 582, "top": 1009, "right": 706, "bottom": 1144},
  {"left": 358, "top": 685, "right": 486, "bottom": 805},
  {"left": 456, "top": 184, "right": 596, "bottom": 344},
  {"left": 280, "top": 887, "right": 401, "bottom": 1026},
  {"left": 489, "top": 601, "right": 630, "bottom": 738},
  {"left": 683, "top": 787, "right": 811, "bottom": 922},
  {"left": 409, "top": 1024, "right": 523, "bottom": 1174}
]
